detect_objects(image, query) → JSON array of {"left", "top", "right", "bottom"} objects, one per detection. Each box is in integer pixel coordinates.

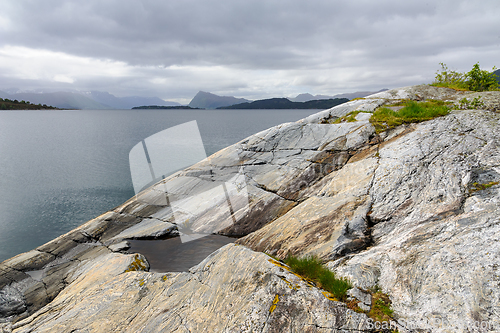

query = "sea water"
[{"left": 0, "top": 109, "right": 319, "bottom": 262}]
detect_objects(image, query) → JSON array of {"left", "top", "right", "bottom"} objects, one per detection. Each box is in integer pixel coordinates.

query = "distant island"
[
  {"left": 0, "top": 98, "right": 58, "bottom": 110},
  {"left": 131, "top": 105, "right": 202, "bottom": 109},
  {"left": 217, "top": 97, "right": 349, "bottom": 109},
  {"left": 188, "top": 91, "right": 250, "bottom": 109}
]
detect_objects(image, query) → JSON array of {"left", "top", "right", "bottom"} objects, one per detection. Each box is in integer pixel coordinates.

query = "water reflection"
[{"left": 127, "top": 234, "right": 237, "bottom": 272}]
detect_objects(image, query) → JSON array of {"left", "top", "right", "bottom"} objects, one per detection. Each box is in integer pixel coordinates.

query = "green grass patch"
[
  {"left": 469, "top": 181, "right": 499, "bottom": 193},
  {"left": 369, "top": 292, "right": 394, "bottom": 322},
  {"left": 332, "top": 110, "right": 362, "bottom": 124},
  {"left": 370, "top": 100, "right": 450, "bottom": 133},
  {"left": 454, "top": 96, "right": 485, "bottom": 110},
  {"left": 283, "top": 255, "right": 397, "bottom": 329},
  {"left": 284, "top": 255, "right": 352, "bottom": 301}
]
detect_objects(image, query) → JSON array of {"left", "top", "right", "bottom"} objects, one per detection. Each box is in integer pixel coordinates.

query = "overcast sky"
[{"left": 1, "top": 0, "right": 499, "bottom": 104}]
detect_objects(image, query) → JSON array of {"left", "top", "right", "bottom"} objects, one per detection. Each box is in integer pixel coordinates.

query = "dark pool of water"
[{"left": 127, "top": 234, "right": 237, "bottom": 272}]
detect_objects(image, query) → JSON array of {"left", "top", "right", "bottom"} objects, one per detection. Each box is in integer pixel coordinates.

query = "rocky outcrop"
[
  {"left": 330, "top": 109, "right": 500, "bottom": 331},
  {"left": 1, "top": 85, "right": 499, "bottom": 332},
  {"left": 7, "top": 244, "right": 370, "bottom": 332}
]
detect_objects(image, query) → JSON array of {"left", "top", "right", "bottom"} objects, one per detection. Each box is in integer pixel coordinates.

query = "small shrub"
[
  {"left": 284, "top": 255, "right": 352, "bottom": 301},
  {"left": 370, "top": 100, "right": 450, "bottom": 133},
  {"left": 431, "top": 63, "right": 468, "bottom": 90},
  {"left": 431, "top": 62, "right": 499, "bottom": 92},
  {"left": 465, "top": 63, "right": 499, "bottom": 92},
  {"left": 455, "top": 96, "right": 485, "bottom": 110}
]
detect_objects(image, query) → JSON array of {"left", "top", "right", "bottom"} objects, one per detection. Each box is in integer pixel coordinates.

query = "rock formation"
[{"left": 1, "top": 85, "right": 499, "bottom": 332}]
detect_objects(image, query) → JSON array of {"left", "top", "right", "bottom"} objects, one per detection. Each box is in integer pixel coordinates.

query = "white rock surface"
[
  {"left": 11, "top": 245, "right": 370, "bottom": 333},
  {"left": 1, "top": 85, "right": 500, "bottom": 333}
]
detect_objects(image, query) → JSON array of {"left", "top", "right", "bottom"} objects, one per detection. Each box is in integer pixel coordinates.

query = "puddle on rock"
[{"left": 126, "top": 234, "right": 237, "bottom": 272}]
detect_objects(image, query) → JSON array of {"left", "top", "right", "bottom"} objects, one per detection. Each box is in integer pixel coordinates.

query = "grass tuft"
[
  {"left": 369, "top": 292, "right": 394, "bottom": 322},
  {"left": 284, "top": 255, "right": 352, "bottom": 301},
  {"left": 370, "top": 100, "right": 450, "bottom": 133},
  {"left": 469, "top": 181, "right": 499, "bottom": 194},
  {"left": 332, "top": 110, "right": 362, "bottom": 124}
]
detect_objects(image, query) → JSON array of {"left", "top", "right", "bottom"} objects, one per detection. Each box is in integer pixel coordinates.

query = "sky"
[{"left": 0, "top": 0, "right": 499, "bottom": 104}]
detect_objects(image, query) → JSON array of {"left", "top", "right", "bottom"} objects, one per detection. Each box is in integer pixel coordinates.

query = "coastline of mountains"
[
  {"left": 186, "top": 90, "right": 387, "bottom": 109},
  {"left": 2, "top": 69, "right": 499, "bottom": 110},
  {"left": 0, "top": 90, "right": 180, "bottom": 110},
  {"left": 0, "top": 88, "right": 388, "bottom": 110},
  {"left": 216, "top": 97, "right": 349, "bottom": 109}
]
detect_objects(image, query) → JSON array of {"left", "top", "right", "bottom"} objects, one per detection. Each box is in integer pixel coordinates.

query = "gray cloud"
[{"left": 1, "top": 0, "right": 499, "bottom": 102}]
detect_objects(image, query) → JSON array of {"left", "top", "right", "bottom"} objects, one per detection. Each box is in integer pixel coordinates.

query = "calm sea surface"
[{"left": 0, "top": 109, "right": 319, "bottom": 262}]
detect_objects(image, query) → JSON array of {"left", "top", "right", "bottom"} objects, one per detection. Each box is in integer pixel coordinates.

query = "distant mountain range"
[
  {"left": 218, "top": 97, "right": 349, "bottom": 109},
  {"left": 6, "top": 92, "right": 111, "bottom": 110},
  {"left": 0, "top": 90, "right": 179, "bottom": 110},
  {"left": 289, "top": 93, "right": 334, "bottom": 102},
  {"left": 289, "top": 89, "right": 389, "bottom": 102},
  {"left": 0, "top": 90, "right": 10, "bottom": 99},
  {"left": 187, "top": 90, "right": 387, "bottom": 109},
  {"left": 0, "top": 87, "right": 398, "bottom": 111},
  {"left": 83, "top": 91, "right": 180, "bottom": 109},
  {"left": 132, "top": 105, "right": 200, "bottom": 110},
  {"left": 188, "top": 91, "right": 250, "bottom": 109}
]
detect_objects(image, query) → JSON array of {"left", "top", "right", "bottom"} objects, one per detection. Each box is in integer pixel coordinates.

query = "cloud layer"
[{"left": 1, "top": 0, "right": 499, "bottom": 103}]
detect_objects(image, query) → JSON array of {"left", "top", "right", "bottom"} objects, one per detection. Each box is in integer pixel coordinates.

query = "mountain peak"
[{"left": 188, "top": 91, "right": 250, "bottom": 109}]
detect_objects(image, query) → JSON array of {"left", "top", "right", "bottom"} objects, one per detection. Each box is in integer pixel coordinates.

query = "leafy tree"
[{"left": 465, "top": 63, "right": 499, "bottom": 91}]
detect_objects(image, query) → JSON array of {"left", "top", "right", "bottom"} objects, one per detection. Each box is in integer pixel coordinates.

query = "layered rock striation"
[{"left": 1, "top": 85, "right": 499, "bottom": 332}]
